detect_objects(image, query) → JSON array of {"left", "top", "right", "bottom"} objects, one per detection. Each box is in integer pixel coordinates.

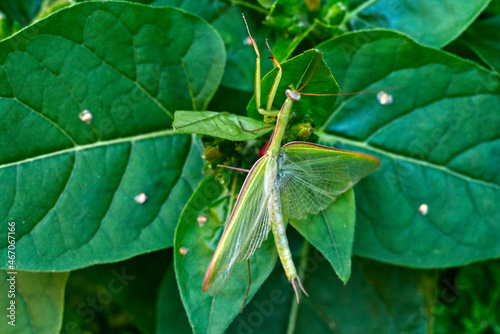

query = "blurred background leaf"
[
  {"left": 434, "top": 260, "right": 500, "bottom": 333},
  {"left": 62, "top": 250, "right": 169, "bottom": 334},
  {"left": 0, "top": 270, "right": 69, "bottom": 333},
  {"left": 344, "top": 0, "right": 491, "bottom": 47}
]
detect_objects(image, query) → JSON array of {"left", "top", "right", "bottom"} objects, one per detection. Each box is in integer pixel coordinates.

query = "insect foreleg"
[{"left": 243, "top": 14, "right": 282, "bottom": 118}]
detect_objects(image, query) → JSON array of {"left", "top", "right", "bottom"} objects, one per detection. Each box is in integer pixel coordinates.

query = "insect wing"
[
  {"left": 202, "top": 156, "right": 276, "bottom": 295},
  {"left": 278, "top": 142, "right": 380, "bottom": 220}
]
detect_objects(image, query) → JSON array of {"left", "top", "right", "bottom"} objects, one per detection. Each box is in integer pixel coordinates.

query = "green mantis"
[{"left": 202, "top": 15, "right": 381, "bottom": 303}]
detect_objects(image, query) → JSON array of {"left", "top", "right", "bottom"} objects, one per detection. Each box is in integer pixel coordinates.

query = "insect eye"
[{"left": 285, "top": 89, "right": 301, "bottom": 101}]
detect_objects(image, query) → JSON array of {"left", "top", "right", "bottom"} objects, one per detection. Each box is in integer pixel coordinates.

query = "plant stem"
[
  {"left": 339, "top": 0, "right": 377, "bottom": 30},
  {"left": 230, "top": 0, "right": 268, "bottom": 14},
  {"left": 286, "top": 239, "right": 311, "bottom": 334}
]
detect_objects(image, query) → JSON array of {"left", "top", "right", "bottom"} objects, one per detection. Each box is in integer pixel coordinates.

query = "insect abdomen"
[{"left": 268, "top": 188, "right": 297, "bottom": 281}]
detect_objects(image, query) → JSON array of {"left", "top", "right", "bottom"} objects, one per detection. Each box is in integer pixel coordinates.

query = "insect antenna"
[
  {"left": 238, "top": 120, "right": 274, "bottom": 133},
  {"left": 300, "top": 86, "right": 405, "bottom": 97}
]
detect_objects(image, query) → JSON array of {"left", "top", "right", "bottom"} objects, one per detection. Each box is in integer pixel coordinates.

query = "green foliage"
[
  {"left": 462, "top": 16, "right": 500, "bottom": 74},
  {"left": 0, "top": 0, "right": 43, "bottom": 27},
  {"left": 175, "top": 175, "right": 277, "bottom": 333},
  {"left": 0, "top": 1, "right": 498, "bottom": 333},
  {"left": 290, "top": 189, "right": 355, "bottom": 282},
  {"left": 0, "top": 270, "right": 69, "bottom": 333},
  {"left": 434, "top": 261, "right": 500, "bottom": 333},
  {"left": 173, "top": 111, "right": 273, "bottom": 141},
  {"left": 317, "top": 30, "right": 500, "bottom": 268},
  {"left": 246, "top": 49, "right": 339, "bottom": 124},
  {"left": 346, "top": 0, "right": 491, "bottom": 47}
]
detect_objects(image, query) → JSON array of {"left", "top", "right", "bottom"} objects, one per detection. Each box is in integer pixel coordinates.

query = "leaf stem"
[
  {"left": 286, "top": 239, "right": 311, "bottom": 334},
  {"left": 230, "top": 0, "right": 268, "bottom": 14},
  {"left": 339, "top": 0, "right": 377, "bottom": 30}
]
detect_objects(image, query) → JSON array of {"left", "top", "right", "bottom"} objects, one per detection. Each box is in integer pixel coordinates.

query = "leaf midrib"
[
  {"left": 0, "top": 128, "right": 176, "bottom": 170},
  {"left": 318, "top": 132, "right": 500, "bottom": 191},
  {"left": 175, "top": 111, "right": 230, "bottom": 128}
]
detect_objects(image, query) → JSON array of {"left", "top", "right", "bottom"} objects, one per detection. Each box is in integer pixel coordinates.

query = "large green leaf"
[
  {"left": 345, "top": 0, "right": 491, "bottom": 47},
  {"left": 174, "top": 175, "right": 277, "bottom": 334},
  {"left": 462, "top": 16, "right": 500, "bottom": 75},
  {"left": 0, "top": 2, "right": 225, "bottom": 271},
  {"left": 316, "top": 30, "right": 500, "bottom": 268},
  {"left": 173, "top": 111, "right": 273, "bottom": 141},
  {"left": 291, "top": 189, "right": 355, "bottom": 282},
  {"left": 0, "top": 270, "right": 69, "bottom": 333}
]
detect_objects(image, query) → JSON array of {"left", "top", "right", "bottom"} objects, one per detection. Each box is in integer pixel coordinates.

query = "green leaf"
[
  {"left": 34, "top": 0, "right": 75, "bottom": 21},
  {"left": 290, "top": 258, "right": 435, "bottom": 333},
  {"left": 226, "top": 250, "right": 435, "bottom": 333},
  {"left": 174, "top": 111, "right": 274, "bottom": 141},
  {"left": 211, "top": 7, "right": 277, "bottom": 92},
  {"left": 291, "top": 189, "right": 355, "bottom": 282},
  {"left": 485, "top": 0, "right": 500, "bottom": 15},
  {"left": 0, "top": 2, "right": 225, "bottom": 271},
  {"left": 157, "top": 1, "right": 277, "bottom": 92},
  {"left": 62, "top": 250, "right": 169, "bottom": 334},
  {"left": 174, "top": 175, "right": 277, "bottom": 334},
  {"left": 345, "top": 0, "right": 491, "bottom": 47},
  {"left": 266, "top": 0, "right": 310, "bottom": 34},
  {"left": 434, "top": 260, "right": 500, "bottom": 333},
  {"left": 150, "top": 0, "right": 230, "bottom": 22},
  {"left": 207, "top": 85, "right": 254, "bottom": 116},
  {"left": 0, "top": 270, "right": 69, "bottom": 333},
  {"left": 316, "top": 30, "right": 500, "bottom": 268},
  {"left": 258, "top": 0, "right": 274, "bottom": 9},
  {"left": 158, "top": 1, "right": 314, "bottom": 92},
  {"left": 247, "top": 49, "right": 339, "bottom": 126},
  {"left": 462, "top": 16, "right": 500, "bottom": 75},
  {"left": 156, "top": 261, "right": 192, "bottom": 334},
  {"left": 0, "top": 0, "right": 42, "bottom": 26},
  {"left": 0, "top": 12, "right": 19, "bottom": 40},
  {"left": 264, "top": 0, "right": 346, "bottom": 63}
]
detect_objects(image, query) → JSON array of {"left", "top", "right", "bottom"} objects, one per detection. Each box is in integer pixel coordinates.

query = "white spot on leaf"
[
  {"left": 134, "top": 193, "right": 147, "bottom": 204},
  {"left": 179, "top": 246, "right": 189, "bottom": 255},
  {"left": 419, "top": 204, "right": 428, "bottom": 216},
  {"left": 197, "top": 214, "right": 208, "bottom": 227},
  {"left": 377, "top": 91, "right": 393, "bottom": 105},
  {"left": 79, "top": 109, "right": 93, "bottom": 124}
]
